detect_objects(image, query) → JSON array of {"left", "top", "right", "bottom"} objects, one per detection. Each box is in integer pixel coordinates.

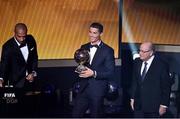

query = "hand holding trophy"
[{"left": 74, "top": 49, "right": 90, "bottom": 73}]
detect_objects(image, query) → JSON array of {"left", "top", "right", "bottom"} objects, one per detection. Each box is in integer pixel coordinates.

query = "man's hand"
[
  {"left": 130, "top": 99, "right": 134, "bottom": 111},
  {"left": 79, "top": 67, "right": 94, "bottom": 78},
  {"left": 159, "top": 105, "right": 167, "bottom": 116},
  {"left": 26, "top": 73, "right": 34, "bottom": 82},
  {"left": 0, "top": 80, "right": 3, "bottom": 87}
]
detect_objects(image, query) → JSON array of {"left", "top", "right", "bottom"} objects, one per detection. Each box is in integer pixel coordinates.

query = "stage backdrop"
[
  {"left": 0, "top": 0, "right": 119, "bottom": 59},
  {"left": 122, "top": 0, "right": 180, "bottom": 45}
]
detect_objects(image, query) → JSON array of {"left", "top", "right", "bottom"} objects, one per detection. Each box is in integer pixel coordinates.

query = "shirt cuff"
[
  {"left": 93, "top": 70, "right": 97, "bottom": 78},
  {"left": 32, "top": 71, "right": 37, "bottom": 77},
  {"left": 160, "top": 105, "right": 168, "bottom": 108}
]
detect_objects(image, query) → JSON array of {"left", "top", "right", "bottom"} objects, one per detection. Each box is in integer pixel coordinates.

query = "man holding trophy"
[{"left": 72, "top": 22, "right": 115, "bottom": 117}]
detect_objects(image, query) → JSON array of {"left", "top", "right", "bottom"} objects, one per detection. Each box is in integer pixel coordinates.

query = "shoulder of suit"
[
  {"left": 154, "top": 55, "right": 169, "bottom": 67},
  {"left": 101, "top": 42, "right": 114, "bottom": 51},
  {"left": 26, "top": 34, "right": 35, "bottom": 40},
  {"left": 133, "top": 58, "right": 142, "bottom": 66},
  {"left": 81, "top": 43, "right": 90, "bottom": 49},
  {"left": 3, "top": 38, "right": 15, "bottom": 48},
  {"left": 26, "top": 34, "right": 37, "bottom": 44}
]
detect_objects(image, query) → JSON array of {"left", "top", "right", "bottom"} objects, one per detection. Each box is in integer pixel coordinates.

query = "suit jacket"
[
  {"left": 77, "top": 41, "right": 115, "bottom": 97},
  {"left": 0, "top": 35, "right": 38, "bottom": 88},
  {"left": 130, "top": 55, "right": 171, "bottom": 112}
]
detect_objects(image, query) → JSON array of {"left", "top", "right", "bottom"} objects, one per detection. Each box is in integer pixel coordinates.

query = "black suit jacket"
[
  {"left": 130, "top": 55, "right": 171, "bottom": 112},
  {"left": 0, "top": 35, "right": 38, "bottom": 88},
  {"left": 77, "top": 41, "right": 115, "bottom": 97}
]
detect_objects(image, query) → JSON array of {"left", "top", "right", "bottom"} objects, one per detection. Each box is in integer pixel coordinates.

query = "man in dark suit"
[
  {"left": 0, "top": 23, "right": 38, "bottom": 88},
  {"left": 0, "top": 23, "right": 38, "bottom": 115},
  {"left": 72, "top": 22, "right": 115, "bottom": 117},
  {"left": 130, "top": 41, "right": 171, "bottom": 118}
]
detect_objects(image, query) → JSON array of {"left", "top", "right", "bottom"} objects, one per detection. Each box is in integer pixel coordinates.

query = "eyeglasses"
[{"left": 139, "top": 49, "right": 151, "bottom": 53}]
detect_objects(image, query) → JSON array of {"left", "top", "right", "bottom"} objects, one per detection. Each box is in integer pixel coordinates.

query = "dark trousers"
[
  {"left": 134, "top": 109, "right": 160, "bottom": 118},
  {"left": 7, "top": 81, "right": 36, "bottom": 117},
  {"left": 72, "top": 86, "right": 104, "bottom": 118}
]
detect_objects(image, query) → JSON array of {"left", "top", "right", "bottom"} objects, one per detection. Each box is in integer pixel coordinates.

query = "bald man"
[
  {"left": 0, "top": 23, "right": 38, "bottom": 89},
  {"left": 0, "top": 23, "right": 38, "bottom": 116},
  {"left": 130, "top": 42, "right": 171, "bottom": 118}
]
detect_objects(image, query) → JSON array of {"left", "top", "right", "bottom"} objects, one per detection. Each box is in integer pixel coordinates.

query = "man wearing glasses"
[{"left": 130, "top": 41, "right": 171, "bottom": 118}]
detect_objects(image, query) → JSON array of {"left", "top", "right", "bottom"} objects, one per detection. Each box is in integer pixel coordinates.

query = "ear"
[
  {"left": 100, "top": 32, "right": 103, "bottom": 36},
  {"left": 150, "top": 51, "right": 153, "bottom": 56}
]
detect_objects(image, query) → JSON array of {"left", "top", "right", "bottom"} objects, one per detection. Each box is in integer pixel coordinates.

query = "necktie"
[
  {"left": 90, "top": 44, "right": 99, "bottom": 48},
  {"left": 141, "top": 62, "right": 148, "bottom": 81}
]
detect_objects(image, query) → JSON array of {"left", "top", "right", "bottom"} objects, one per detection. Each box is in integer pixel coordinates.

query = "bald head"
[
  {"left": 14, "top": 23, "right": 28, "bottom": 44},
  {"left": 14, "top": 23, "right": 27, "bottom": 33},
  {"left": 141, "top": 42, "right": 154, "bottom": 51}
]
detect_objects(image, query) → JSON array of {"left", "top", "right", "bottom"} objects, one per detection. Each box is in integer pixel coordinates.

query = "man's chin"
[
  {"left": 90, "top": 39, "right": 99, "bottom": 44},
  {"left": 140, "top": 57, "right": 144, "bottom": 60}
]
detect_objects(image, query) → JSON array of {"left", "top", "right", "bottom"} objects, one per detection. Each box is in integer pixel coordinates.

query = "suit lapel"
[
  {"left": 138, "top": 61, "right": 143, "bottom": 82},
  {"left": 26, "top": 40, "right": 31, "bottom": 60},
  {"left": 143, "top": 57, "right": 156, "bottom": 80},
  {"left": 12, "top": 39, "right": 27, "bottom": 63}
]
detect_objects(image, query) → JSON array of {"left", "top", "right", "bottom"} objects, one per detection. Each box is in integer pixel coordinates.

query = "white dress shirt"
[
  {"left": 89, "top": 41, "right": 101, "bottom": 65},
  {"left": 14, "top": 38, "right": 29, "bottom": 62},
  {"left": 14, "top": 38, "right": 29, "bottom": 76},
  {"left": 140, "top": 55, "right": 154, "bottom": 75}
]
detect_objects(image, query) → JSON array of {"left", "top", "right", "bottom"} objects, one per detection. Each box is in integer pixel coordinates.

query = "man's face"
[
  {"left": 88, "top": 27, "right": 101, "bottom": 44},
  {"left": 14, "top": 29, "right": 27, "bottom": 43},
  {"left": 139, "top": 43, "right": 153, "bottom": 61}
]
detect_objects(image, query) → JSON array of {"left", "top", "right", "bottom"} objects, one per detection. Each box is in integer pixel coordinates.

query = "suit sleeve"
[
  {"left": 29, "top": 35, "right": 38, "bottom": 73},
  {"left": 96, "top": 48, "right": 115, "bottom": 80},
  {"left": 130, "top": 59, "right": 138, "bottom": 99},
  {"left": 0, "top": 44, "right": 11, "bottom": 80},
  {"left": 160, "top": 62, "right": 171, "bottom": 106}
]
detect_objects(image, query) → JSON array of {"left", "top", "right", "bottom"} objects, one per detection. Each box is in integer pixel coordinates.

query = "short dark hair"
[
  {"left": 14, "top": 23, "right": 28, "bottom": 33},
  {"left": 90, "top": 22, "right": 103, "bottom": 33}
]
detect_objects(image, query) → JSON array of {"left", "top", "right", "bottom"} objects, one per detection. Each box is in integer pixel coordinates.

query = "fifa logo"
[
  {"left": 2, "top": 93, "right": 18, "bottom": 104},
  {"left": 4, "top": 93, "right": 15, "bottom": 98}
]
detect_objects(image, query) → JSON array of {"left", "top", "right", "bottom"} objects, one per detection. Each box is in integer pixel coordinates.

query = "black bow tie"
[
  {"left": 90, "top": 44, "right": 99, "bottom": 48},
  {"left": 19, "top": 43, "right": 26, "bottom": 48}
]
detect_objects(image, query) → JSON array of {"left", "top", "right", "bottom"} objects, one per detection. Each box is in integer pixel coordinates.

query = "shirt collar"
[{"left": 14, "top": 37, "right": 21, "bottom": 46}]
